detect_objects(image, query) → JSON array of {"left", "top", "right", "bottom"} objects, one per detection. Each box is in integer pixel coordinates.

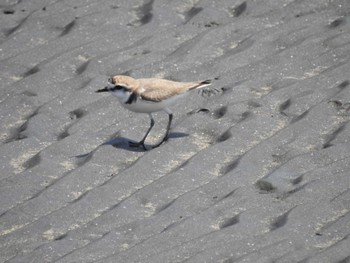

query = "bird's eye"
[{"left": 110, "top": 85, "right": 125, "bottom": 91}]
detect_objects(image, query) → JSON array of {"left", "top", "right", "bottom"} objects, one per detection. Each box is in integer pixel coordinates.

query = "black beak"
[{"left": 95, "top": 87, "right": 109, "bottom": 93}]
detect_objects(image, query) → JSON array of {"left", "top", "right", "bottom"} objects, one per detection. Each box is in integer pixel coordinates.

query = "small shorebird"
[{"left": 96, "top": 75, "right": 211, "bottom": 150}]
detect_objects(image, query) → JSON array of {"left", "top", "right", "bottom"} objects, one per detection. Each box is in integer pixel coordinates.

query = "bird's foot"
[
  {"left": 128, "top": 140, "right": 147, "bottom": 150},
  {"left": 151, "top": 136, "right": 169, "bottom": 149},
  {"left": 129, "top": 135, "right": 169, "bottom": 150}
]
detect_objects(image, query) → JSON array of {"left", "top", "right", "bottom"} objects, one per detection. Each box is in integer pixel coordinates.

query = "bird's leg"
[
  {"left": 129, "top": 113, "right": 155, "bottom": 150},
  {"left": 152, "top": 113, "right": 173, "bottom": 149}
]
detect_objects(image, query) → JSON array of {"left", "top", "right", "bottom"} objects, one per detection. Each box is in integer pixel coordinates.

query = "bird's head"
[{"left": 96, "top": 75, "right": 138, "bottom": 103}]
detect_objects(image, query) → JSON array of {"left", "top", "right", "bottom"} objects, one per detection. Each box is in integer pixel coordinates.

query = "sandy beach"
[{"left": 1, "top": 0, "right": 350, "bottom": 262}]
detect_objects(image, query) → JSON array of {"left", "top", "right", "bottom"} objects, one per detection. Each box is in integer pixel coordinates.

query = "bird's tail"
[
  {"left": 195, "top": 79, "right": 212, "bottom": 89},
  {"left": 196, "top": 79, "right": 221, "bottom": 97}
]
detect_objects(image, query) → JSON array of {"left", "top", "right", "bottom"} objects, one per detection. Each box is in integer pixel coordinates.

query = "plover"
[{"left": 96, "top": 75, "right": 211, "bottom": 150}]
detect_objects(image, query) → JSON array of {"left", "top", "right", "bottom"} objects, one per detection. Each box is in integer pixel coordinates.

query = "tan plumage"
[
  {"left": 96, "top": 75, "right": 212, "bottom": 150},
  {"left": 111, "top": 75, "right": 210, "bottom": 102}
]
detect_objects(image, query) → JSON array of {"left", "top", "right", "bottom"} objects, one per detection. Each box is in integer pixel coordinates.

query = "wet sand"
[{"left": 1, "top": 0, "right": 350, "bottom": 262}]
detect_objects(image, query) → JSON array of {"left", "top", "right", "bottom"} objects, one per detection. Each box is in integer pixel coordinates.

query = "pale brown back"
[{"left": 138, "top": 78, "right": 206, "bottom": 102}]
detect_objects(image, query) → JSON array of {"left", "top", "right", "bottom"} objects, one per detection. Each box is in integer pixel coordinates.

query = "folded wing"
[{"left": 139, "top": 79, "right": 211, "bottom": 102}]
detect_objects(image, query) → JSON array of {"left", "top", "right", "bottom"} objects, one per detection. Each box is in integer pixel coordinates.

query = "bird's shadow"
[
  {"left": 103, "top": 132, "right": 189, "bottom": 151},
  {"left": 74, "top": 132, "right": 189, "bottom": 161}
]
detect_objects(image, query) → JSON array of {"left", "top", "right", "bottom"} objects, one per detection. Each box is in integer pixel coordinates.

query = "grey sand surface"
[{"left": 0, "top": 0, "right": 350, "bottom": 262}]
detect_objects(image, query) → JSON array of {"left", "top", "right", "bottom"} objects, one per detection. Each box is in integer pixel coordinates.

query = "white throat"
[{"left": 111, "top": 90, "right": 133, "bottom": 104}]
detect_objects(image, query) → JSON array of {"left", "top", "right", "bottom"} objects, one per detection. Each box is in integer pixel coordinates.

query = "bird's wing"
[{"left": 139, "top": 79, "right": 211, "bottom": 102}]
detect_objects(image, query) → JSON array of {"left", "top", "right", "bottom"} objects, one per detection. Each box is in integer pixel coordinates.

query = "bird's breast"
[{"left": 122, "top": 93, "right": 187, "bottom": 113}]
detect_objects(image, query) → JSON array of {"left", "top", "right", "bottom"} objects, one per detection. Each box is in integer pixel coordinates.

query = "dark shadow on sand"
[
  {"left": 104, "top": 132, "right": 189, "bottom": 151},
  {"left": 74, "top": 132, "right": 189, "bottom": 159}
]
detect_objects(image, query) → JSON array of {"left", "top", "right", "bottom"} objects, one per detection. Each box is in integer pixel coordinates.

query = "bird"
[{"left": 96, "top": 75, "right": 211, "bottom": 150}]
